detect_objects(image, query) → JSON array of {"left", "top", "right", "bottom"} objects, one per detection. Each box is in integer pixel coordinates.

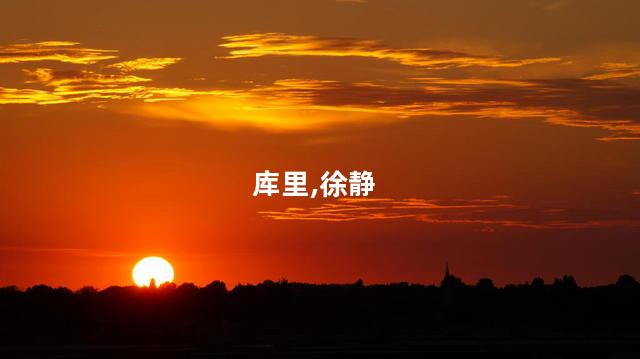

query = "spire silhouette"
[{"left": 441, "top": 263, "right": 463, "bottom": 288}]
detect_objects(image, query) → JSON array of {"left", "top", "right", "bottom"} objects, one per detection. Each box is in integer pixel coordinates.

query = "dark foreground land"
[{"left": 2, "top": 274, "right": 640, "bottom": 358}]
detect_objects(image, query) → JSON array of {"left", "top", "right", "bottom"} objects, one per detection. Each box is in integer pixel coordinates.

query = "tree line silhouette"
[{"left": 2, "top": 270, "right": 640, "bottom": 357}]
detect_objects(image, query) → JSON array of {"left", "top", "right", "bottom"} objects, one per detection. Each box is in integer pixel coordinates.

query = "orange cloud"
[
  {"left": 245, "top": 78, "right": 640, "bottom": 140},
  {"left": 0, "top": 41, "right": 117, "bottom": 64},
  {"left": 1, "top": 41, "right": 638, "bottom": 142},
  {"left": 0, "top": 86, "right": 64, "bottom": 104},
  {"left": 0, "top": 68, "right": 228, "bottom": 105},
  {"left": 583, "top": 62, "right": 640, "bottom": 80},
  {"left": 219, "top": 33, "right": 561, "bottom": 69},
  {"left": 120, "top": 75, "right": 640, "bottom": 139},
  {"left": 260, "top": 197, "right": 640, "bottom": 230},
  {"left": 410, "top": 77, "right": 536, "bottom": 88},
  {"left": 106, "top": 57, "right": 182, "bottom": 72},
  {"left": 24, "top": 68, "right": 151, "bottom": 87},
  {"left": 5, "top": 69, "right": 640, "bottom": 140}
]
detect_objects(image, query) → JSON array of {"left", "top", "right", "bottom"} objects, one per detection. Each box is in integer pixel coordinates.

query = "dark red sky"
[{"left": 1, "top": 0, "right": 639, "bottom": 289}]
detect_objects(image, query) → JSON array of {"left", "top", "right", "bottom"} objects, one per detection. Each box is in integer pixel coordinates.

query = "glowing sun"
[{"left": 132, "top": 256, "right": 174, "bottom": 287}]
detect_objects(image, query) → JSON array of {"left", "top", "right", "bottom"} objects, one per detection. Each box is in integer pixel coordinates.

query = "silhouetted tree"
[
  {"left": 553, "top": 275, "right": 577, "bottom": 288},
  {"left": 204, "top": 280, "right": 227, "bottom": 294},
  {"left": 1, "top": 274, "right": 639, "bottom": 355},
  {"left": 616, "top": 274, "right": 638, "bottom": 288},
  {"left": 0, "top": 285, "right": 19, "bottom": 294},
  {"left": 476, "top": 278, "right": 495, "bottom": 289},
  {"left": 76, "top": 286, "right": 98, "bottom": 295},
  {"left": 160, "top": 282, "right": 177, "bottom": 290},
  {"left": 177, "top": 282, "right": 199, "bottom": 294},
  {"left": 531, "top": 277, "right": 545, "bottom": 287}
]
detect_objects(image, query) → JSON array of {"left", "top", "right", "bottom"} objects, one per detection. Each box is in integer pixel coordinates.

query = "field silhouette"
[{"left": 2, "top": 271, "right": 640, "bottom": 358}]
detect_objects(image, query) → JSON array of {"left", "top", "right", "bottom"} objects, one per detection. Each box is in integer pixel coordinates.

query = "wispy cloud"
[
  {"left": 411, "top": 77, "right": 537, "bottom": 88},
  {"left": 0, "top": 84, "right": 226, "bottom": 105},
  {"left": 219, "top": 33, "right": 561, "bottom": 69},
  {"left": 583, "top": 62, "right": 640, "bottom": 80},
  {"left": 24, "top": 68, "right": 152, "bottom": 87},
  {"left": 234, "top": 78, "right": 640, "bottom": 140},
  {"left": 0, "top": 68, "right": 230, "bottom": 105},
  {"left": 260, "top": 197, "right": 640, "bottom": 230},
  {"left": 0, "top": 41, "right": 117, "bottom": 64},
  {"left": 0, "top": 87, "right": 63, "bottom": 105},
  {"left": 2, "top": 39, "right": 638, "bottom": 140},
  {"left": 106, "top": 57, "right": 182, "bottom": 72},
  {"left": 4, "top": 69, "right": 640, "bottom": 140}
]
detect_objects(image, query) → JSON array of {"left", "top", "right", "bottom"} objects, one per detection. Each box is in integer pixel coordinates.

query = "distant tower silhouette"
[{"left": 441, "top": 263, "right": 463, "bottom": 288}]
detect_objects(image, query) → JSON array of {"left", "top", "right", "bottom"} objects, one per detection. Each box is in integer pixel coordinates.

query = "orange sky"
[{"left": 1, "top": 0, "right": 639, "bottom": 289}]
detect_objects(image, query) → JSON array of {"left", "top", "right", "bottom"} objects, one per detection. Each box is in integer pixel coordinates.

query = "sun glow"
[{"left": 132, "top": 256, "right": 174, "bottom": 287}]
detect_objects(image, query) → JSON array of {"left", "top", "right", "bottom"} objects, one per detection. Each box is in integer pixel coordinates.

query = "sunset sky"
[{"left": 1, "top": 0, "right": 639, "bottom": 289}]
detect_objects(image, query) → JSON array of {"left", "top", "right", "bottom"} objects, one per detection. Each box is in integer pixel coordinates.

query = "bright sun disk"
[{"left": 132, "top": 256, "right": 174, "bottom": 287}]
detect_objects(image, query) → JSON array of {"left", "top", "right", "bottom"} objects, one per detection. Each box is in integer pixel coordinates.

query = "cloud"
[
  {"left": 219, "top": 33, "right": 561, "bottom": 69},
  {"left": 295, "top": 78, "right": 640, "bottom": 140},
  {"left": 0, "top": 87, "right": 64, "bottom": 104},
  {"left": 583, "top": 62, "right": 640, "bottom": 80},
  {"left": 260, "top": 197, "right": 640, "bottom": 230},
  {"left": 1, "top": 38, "right": 638, "bottom": 141},
  {"left": 0, "top": 68, "right": 228, "bottom": 105},
  {"left": 224, "top": 77, "right": 640, "bottom": 140},
  {"left": 106, "top": 57, "right": 182, "bottom": 72},
  {"left": 120, "top": 75, "right": 640, "bottom": 139},
  {"left": 0, "top": 41, "right": 117, "bottom": 64},
  {"left": 410, "top": 77, "right": 537, "bottom": 87},
  {"left": 24, "top": 68, "right": 152, "bottom": 87},
  {"left": 5, "top": 66, "right": 640, "bottom": 140}
]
